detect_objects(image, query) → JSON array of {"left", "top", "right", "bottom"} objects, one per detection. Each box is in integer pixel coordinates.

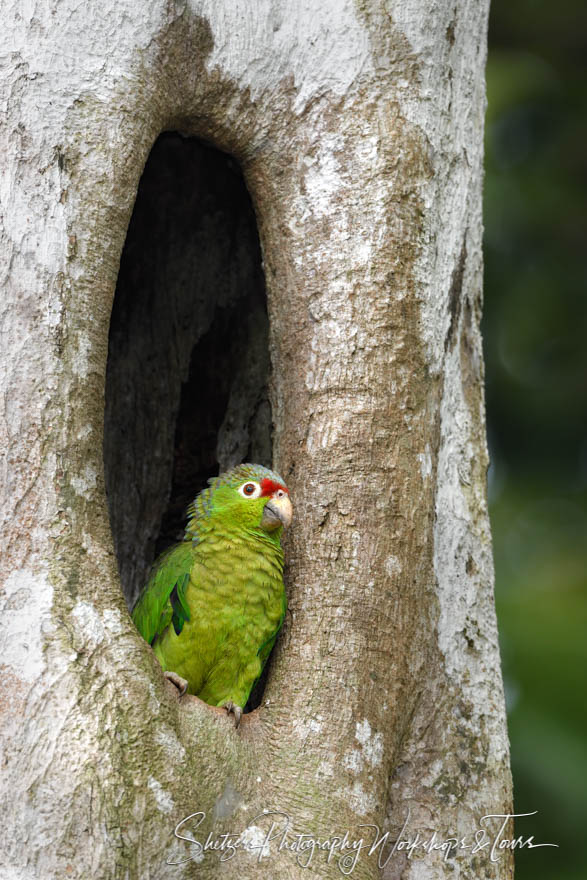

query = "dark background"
[{"left": 484, "top": 2, "right": 587, "bottom": 877}]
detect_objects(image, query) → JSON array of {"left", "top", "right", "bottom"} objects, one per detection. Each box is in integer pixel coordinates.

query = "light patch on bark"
[
  {"left": 70, "top": 601, "right": 125, "bottom": 653},
  {"left": 384, "top": 555, "right": 402, "bottom": 577},
  {"left": 0, "top": 568, "right": 52, "bottom": 682},
  {"left": 434, "top": 345, "right": 509, "bottom": 766},
  {"left": 148, "top": 776, "right": 175, "bottom": 815},
  {"left": 70, "top": 600, "right": 106, "bottom": 649},
  {"left": 317, "top": 760, "right": 334, "bottom": 778},
  {"left": 154, "top": 724, "right": 187, "bottom": 761},
  {"left": 71, "top": 334, "right": 92, "bottom": 380},
  {"left": 344, "top": 781, "right": 378, "bottom": 818},
  {"left": 197, "top": 0, "right": 372, "bottom": 111},
  {"left": 344, "top": 749, "right": 364, "bottom": 774},
  {"left": 70, "top": 464, "right": 98, "bottom": 500},
  {"left": 417, "top": 445, "right": 433, "bottom": 480},
  {"left": 213, "top": 780, "right": 243, "bottom": 820},
  {"left": 299, "top": 133, "right": 345, "bottom": 223},
  {"left": 292, "top": 716, "right": 323, "bottom": 738},
  {"left": 102, "top": 607, "right": 124, "bottom": 634},
  {"left": 239, "top": 825, "right": 271, "bottom": 859},
  {"left": 356, "top": 719, "right": 384, "bottom": 768}
]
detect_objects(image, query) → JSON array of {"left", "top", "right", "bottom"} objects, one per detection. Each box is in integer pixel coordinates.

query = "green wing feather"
[
  {"left": 131, "top": 542, "right": 194, "bottom": 645},
  {"left": 256, "top": 589, "right": 287, "bottom": 674}
]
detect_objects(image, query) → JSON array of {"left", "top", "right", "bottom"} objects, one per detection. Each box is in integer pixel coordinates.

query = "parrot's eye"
[
  {"left": 238, "top": 481, "right": 261, "bottom": 499},
  {"left": 274, "top": 489, "right": 286, "bottom": 499}
]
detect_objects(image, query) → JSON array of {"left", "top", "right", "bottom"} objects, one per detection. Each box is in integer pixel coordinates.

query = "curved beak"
[{"left": 261, "top": 494, "right": 293, "bottom": 531}]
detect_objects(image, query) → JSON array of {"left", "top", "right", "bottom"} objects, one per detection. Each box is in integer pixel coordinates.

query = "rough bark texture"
[{"left": 0, "top": 2, "right": 512, "bottom": 879}]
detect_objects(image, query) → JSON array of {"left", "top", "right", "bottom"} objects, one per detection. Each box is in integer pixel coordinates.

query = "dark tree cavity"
[{"left": 104, "top": 133, "right": 271, "bottom": 611}]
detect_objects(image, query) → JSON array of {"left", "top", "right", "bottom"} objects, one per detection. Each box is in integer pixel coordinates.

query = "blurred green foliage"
[{"left": 484, "top": 3, "right": 587, "bottom": 878}]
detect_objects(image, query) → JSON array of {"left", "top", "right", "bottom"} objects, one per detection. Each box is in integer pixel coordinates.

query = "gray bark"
[{"left": 0, "top": 1, "right": 512, "bottom": 879}]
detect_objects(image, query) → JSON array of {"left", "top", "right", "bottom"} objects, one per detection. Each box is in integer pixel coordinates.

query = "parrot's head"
[{"left": 185, "top": 463, "right": 293, "bottom": 539}]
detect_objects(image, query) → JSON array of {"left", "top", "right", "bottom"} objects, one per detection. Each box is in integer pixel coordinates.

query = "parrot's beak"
[{"left": 261, "top": 494, "right": 293, "bottom": 530}]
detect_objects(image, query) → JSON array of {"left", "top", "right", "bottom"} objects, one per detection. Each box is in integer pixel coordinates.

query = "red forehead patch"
[{"left": 260, "top": 478, "right": 289, "bottom": 497}]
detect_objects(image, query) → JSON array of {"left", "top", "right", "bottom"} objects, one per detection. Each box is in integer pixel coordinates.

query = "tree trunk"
[{"left": 0, "top": 1, "right": 512, "bottom": 879}]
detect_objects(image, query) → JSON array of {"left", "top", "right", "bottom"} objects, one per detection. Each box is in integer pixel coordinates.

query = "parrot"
[{"left": 131, "top": 462, "right": 292, "bottom": 726}]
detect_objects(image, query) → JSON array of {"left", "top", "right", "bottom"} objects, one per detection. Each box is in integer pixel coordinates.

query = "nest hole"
[{"left": 104, "top": 132, "right": 273, "bottom": 709}]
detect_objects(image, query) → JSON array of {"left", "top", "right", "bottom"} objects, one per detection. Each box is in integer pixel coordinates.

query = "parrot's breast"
[{"left": 153, "top": 527, "right": 285, "bottom": 708}]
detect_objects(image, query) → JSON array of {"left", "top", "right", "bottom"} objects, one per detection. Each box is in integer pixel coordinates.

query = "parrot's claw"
[
  {"left": 164, "top": 670, "right": 189, "bottom": 696},
  {"left": 223, "top": 701, "right": 243, "bottom": 727}
]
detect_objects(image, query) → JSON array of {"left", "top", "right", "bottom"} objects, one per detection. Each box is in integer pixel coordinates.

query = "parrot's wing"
[
  {"left": 256, "top": 589, "right": 288, "bottom": 674},
  {"left": 131, "top": 542, "right": 194, "bottom": 645}
]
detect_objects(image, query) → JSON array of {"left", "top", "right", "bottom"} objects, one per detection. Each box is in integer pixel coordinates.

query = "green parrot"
[{"left": 132, "top": 463, "right": 292, "bottom": 725}]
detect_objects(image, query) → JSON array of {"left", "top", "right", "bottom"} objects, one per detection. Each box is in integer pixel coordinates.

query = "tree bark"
[{"left": 0, "top": 1, "right": 512, "bottom": 879}]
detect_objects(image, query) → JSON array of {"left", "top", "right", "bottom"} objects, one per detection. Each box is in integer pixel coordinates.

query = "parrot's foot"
[
  {"left": 222, "top": 701, "right": 243, "bottom": 727},
  {"left": 164, "top": 670, "right": 189, "bottom": 697}
]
